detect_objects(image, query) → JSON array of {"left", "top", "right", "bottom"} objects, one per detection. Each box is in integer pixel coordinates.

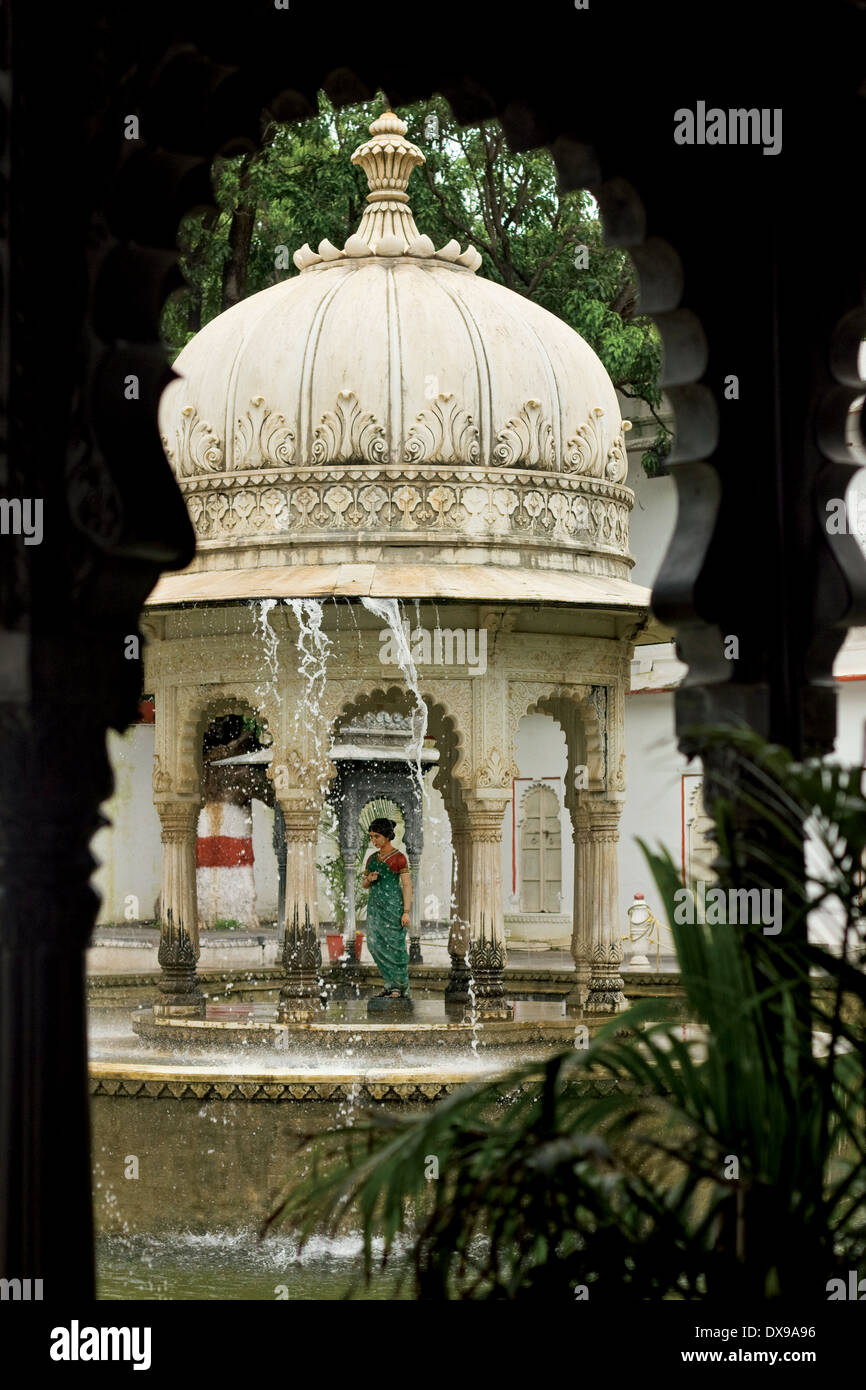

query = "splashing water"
[
  {"left": 359, "top": 597, "right": 428, "bottom": 806},
  {"left": 465, "top": 968, "right": 481, "bottom": 1055},
  {"left": 288, "top": 599, "right": 333, "bottom": 792},
  {"left": 251, "top": 599, "right": 281, "bottom": 721}
]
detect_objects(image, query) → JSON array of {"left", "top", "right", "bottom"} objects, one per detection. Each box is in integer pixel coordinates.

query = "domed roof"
[{"left": 155, "top": 111, "right": 642, "bottom": 611}]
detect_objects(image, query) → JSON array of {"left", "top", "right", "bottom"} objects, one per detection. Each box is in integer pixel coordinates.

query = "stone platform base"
[
  {"left": 367, "top": 995, "right": 414, "bottom": 1016},
  {"left": 131, "top": 1000, "right": 585, "bottom": 1055},
  {"left": 89, "top": 1060, "right": 631, "bottom": 1106}
]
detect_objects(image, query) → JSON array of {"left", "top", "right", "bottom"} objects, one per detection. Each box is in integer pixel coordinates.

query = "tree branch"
[
  {"left": 524, "top": 230, "right": 581, "bottom": 297},
  {"left": 505, "top": 169, "right": 531, "bottom": 230},
  {"left": 611, "top": 281, "right": 638, "bottom": 319},
  {"left": 618, "top": 385, "right": 673, "bottom": 436},
  {"left": 422, "top": 158, "right": 503, "bottom": 270}
]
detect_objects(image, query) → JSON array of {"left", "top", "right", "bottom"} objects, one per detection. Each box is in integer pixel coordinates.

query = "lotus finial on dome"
[
  {"left": 293, "top": 109, "right": 482, "bottom": 270},
  {"left": 349, "top": 109, "right": 426, "bottom": 252}
]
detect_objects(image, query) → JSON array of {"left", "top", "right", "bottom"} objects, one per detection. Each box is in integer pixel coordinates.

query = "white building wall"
[
  {"left": 834, "top": 676, "right": 866, "bottom": 762},
  {"left": 419, "top": 778, "right": 454, "bottom": 924},
  {"left": 620, "top": 691, "right": 697, "bottom": 942},
  {"left": 93, "top": 725, "right": 279, "bottom": 927},
  {"left": 501, "top": 713, "right": 573, "bottom": 944},
  {"left": 626, "top": 462, "right": 677, "bottom": 590},
  {"left": 251, "top": 800, "right": 278, "bottom": 921},
  {"left": 92, "top": 726, "right": 162, "bottom": 926}
]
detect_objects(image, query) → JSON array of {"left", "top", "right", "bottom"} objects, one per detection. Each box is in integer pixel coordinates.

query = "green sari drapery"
[{"left": 364, "top": 849, "right": 410, "bottom": 995}]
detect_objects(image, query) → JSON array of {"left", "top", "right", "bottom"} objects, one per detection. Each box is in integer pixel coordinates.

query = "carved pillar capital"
[
  {"left": 156, "top": 800, "right": 200, "bottom": 841},
  {"left": 575, "top": 798, "right": 623, "bottom": 835},
  {"left": 269, "top": 744, "right": 333, "bottom": 804},
  {"left": 277, "top": 805, "right": 321, "bottom": 842},
  {"left": 463, "top": 797, "right": 510, "bottom": 840}
]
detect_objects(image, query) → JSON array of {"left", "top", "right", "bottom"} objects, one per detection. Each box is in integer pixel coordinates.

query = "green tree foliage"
[{"left": 162, "top": 93, "right": 670, "bottom": 474}]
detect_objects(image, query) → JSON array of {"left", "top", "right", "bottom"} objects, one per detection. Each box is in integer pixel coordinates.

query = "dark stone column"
[
  {"left": 402, "top": 828, "right": 424, "bottom": 965},
  {"left": 153, "top": 801, "right": 204, "bottom": 1018},
  {"left": 0, "top": 713, "right": 108, "bottom": 1294},
  {"left": 272, "top": 801, "right": 286, "bottom": 934},
  {"left": 465, "top": 799, "right": 514, "bottom": 1021},
  {"left": 335, "top": 781, "right": 362, "bottom": 991},
  {"left": 1, "top": 2, "right": 197, "bottom": 1292},
  {"left": 445, "top": 810, "right": 472, "bottom": 1005},
  {"left": 276, "top": 804, "right": 324, "bottom": 1021}
]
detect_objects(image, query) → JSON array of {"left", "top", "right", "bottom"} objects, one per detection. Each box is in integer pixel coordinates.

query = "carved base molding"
[
  {"left": 91, "top": 1073, "right": 460, "bottom": 1104},
  {"left": 584, "top": 946, "right": 627, "bottom": 1015},
  {"left": 89, "top": 1072, "right": 634, "bottom": 1103},
  {"left": 277, "top": 906, "right": 325, "bottom": 1021},
  {"left": 153, "top": 930, "right": 205, "bottom": 1017},
  {"left": 467, "top": 939, "right": 515, "bottom": 1020},
  {"left": 445, "top": 951, "right": 473, "bottom": 1004}
]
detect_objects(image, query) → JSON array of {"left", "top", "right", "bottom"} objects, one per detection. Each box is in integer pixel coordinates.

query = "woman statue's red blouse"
[{"left": 367, "top": 849, "right": 408, "bottom": 875}]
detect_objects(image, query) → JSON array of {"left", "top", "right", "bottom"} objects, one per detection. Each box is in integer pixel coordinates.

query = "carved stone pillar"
[
  {"left": 338, "top": 809, "right": 362, "bottom": 989},
  {"left": 402, "top": 828, "right": 424, "bottom": 965},
  {"left": 446, "top": 810, "right": 472, "bottom": 1004},
  {"left": 272, "top": 802, "right": 286, "bottom": 932},
  {"left": 465, "top": 798, "right": 513, "bottom": 1020},
  {"left": 154, "top": 800, "right": 205, "bottom": 1018},
  {"left": 582, "top": 801, "right": 626, "bottom": 1015},
  {"left": 277, "top": 802, "right": 324, "bottom": 1020},
  {"left": 565, "top": 808, "right": 593, "bottom": 1014},
  {"left": 451, "top": 814, "right": 472, "bottom": 929}
]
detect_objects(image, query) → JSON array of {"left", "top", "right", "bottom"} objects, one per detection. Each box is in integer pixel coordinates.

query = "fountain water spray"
[
  {"left": 360, "top": 597, "right": 428, "bottom": 807},
  {"left": 252, "top": 599, "right": 281, "bottom": 721},
  {"left": 288, "top": 598, "right": 334, "bottom": 796}
]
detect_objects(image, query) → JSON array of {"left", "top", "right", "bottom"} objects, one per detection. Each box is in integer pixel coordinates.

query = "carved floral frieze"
[
  {"left": 163, "top": 394, "right": 632, "bottom": 481},
  {"left": 493, "top": 399, "right": 556, "bottom": 470},
  {"left": 180, "top": 468, "right": 629, "bottom": 552},
  {"left": 235, "top": 396, "right": 295, "bottom": 468},
  {"left": 563, "top": 408, "right": 631, "bottom": 484},
  {"left": 311, "top": 390, "right": 388, "bottom": 465},
  {"left": 404, "top": 394, "right": 480, "bottom": 465},
  {"left": 162, "top": 392, "right": 633, "bottom": 555},
  {"left": 162, "top": 406, "right": 224, "bottom": 478}
]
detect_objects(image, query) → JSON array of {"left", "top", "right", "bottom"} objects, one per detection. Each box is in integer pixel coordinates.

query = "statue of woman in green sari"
[{"left": 360, "top": 817, "right": 412, "bottom": 998}]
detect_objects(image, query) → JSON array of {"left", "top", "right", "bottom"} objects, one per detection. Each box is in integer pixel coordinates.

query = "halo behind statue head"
[{"left": 369, "top": 817, "right": 397, "bottom": 840}]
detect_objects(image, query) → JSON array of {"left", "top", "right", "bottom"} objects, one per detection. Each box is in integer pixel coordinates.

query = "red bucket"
[
  {"left": 326, "top": 933, "right": 344, "bottom": 961},
  {"left": 355, "top": 932, "right": 364, "bottom": 959}
]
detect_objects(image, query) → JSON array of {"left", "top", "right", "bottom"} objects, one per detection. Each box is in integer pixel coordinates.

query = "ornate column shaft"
[
  {"left": 402, "top": 830, "right": 424, "bottom": 965},
  {"left": 154, "top": 800, "right": 205, "bottom": 1018},
  {"left": 582, "top": 801, "right": 626, "bottom": 1015},
  {"left": 446, "top": 811, "right": 472, "bottom": 1003},
  {"left": 338, "top": 812, "right": 362, "bottom": 986},
  {"left": 272, "top": 802, "right": 287, "bottom": 933},
  {"left": 465, "top": 798, "right": 513, "bottom": 1021},
  {"left": 277, "top": 802, "right": 324, "bottom": 1020},
  {"left": 451, "top": 817, "right": 472, "bottom": 928},
  {"left": 565, "top": 810, "right": 594, "bottom": 1013},
  {"left": 343, "top": 842, "right": 357, "bottom": 944}
]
